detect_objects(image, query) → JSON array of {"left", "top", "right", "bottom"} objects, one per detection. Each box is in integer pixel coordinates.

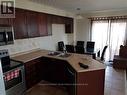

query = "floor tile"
[{"left": 104, "top": 66, "right": 126, "bottom": 95}]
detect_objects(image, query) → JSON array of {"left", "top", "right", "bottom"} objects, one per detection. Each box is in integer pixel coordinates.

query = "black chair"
[
  {"left": 58, "top": 41, "right": 64, "bottom": 51},
  {"left": 66, "top": 45, "right": 75, "bottom": 53},
  {"left": 100, "top": 45, "right": 108, "bottom": 61},
  {"left": 75, "top": 41, "right": 85, "bottom": 54},
  {"left": 86, "top": 41, "right": 95, "bottom": 52},
  {"left": 96, "top": 45, "right": 108, "bottom": 63},
  {"left": 76, "top": 41, "right": 85, "bottom": 47},
  {"left": 75, "top": 46, "right": 85, "bottom": 54}
]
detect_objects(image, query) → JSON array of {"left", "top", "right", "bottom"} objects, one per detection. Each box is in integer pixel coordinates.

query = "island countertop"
[{"left": 11, "top": 49, "right": 105, "bottom": 73}]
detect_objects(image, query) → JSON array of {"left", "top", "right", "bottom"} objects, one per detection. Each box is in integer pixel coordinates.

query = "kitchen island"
[{"left": 11, "top": 49, "right": 105, "bottom": 95}]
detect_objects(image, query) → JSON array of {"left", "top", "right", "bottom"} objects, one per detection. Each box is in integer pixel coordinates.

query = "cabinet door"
[
  {"left": 47, "top": 15, "right": 52, "bottom": 35},
  {"left": 13, "top": 8, "right": 28, "bottom": 39},
  {"left": 65, "top": 18, "right": 73, "bottom": 33},
  {"left": 27, "top": 11, "right": 39, "bottom": 38},
  {"left": 52, "top": 15, "right": 64, "bottom": 24},
  {"left": 25, "top": 58, "right": 42, "bottom": 89},
  {"left": 42, "top": 57, "right": 68, "bottom": 83},
  {"left": 38, "top": 13, "right": 48, "bottom": 36},
  {"left": 25, "top": 61, "right": 37, "bottom": 89}
]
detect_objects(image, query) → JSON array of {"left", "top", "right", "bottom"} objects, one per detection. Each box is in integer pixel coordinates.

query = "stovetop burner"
[
  {"left": 2, "top": 60, "right": 23, "bottom": 73},
  {"left": 0, "top": 49, "right": 23, "bottom": 73}
]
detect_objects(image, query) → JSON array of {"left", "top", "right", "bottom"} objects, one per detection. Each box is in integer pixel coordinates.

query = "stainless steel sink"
[
  {"left": 48, "top": 51, "right": 61, "bottom": 56},
  {"left": 57, "top": 53, "right": 71, "bottom": 58},
  {"left": 48, "top": 51, "right": 71, "bottom": 58}
]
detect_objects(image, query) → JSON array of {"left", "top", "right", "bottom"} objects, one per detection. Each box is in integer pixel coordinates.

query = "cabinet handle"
[{"left": 5, "top": 32, "right": 8, "bottom": 42}]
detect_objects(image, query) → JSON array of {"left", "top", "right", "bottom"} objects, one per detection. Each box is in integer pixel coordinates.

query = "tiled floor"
[
  {"left": 104, "top": 66, "right": 126, "bottom": 95},
  {"left": 25, "top": 81, "right": 68, "bottom": 95},
  {"left": 25, "top": 66, "right": 126, "bottom": 95}
]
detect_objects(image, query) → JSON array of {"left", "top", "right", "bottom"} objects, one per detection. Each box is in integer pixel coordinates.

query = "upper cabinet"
[
  {"left": 38, "top": 13, "right": 48, "bottom": 36},
  {"left": 0, "top": 8, "right": 74, "bottom": 39},
  {"left": 13, "top": 8, "right": 28, "bottom": 39},
  {"left": 47, "top": 14, "right": 52, "bottom": 35},
  {"left": 52, "top": 15, "right": 65, "bottom": 24},
  {"left": 27, "top": 11, "right": 40, "bottom": 38},
  {"left": 65, "top": 17, "right": 73, "bottom": 33},
  {"left": 51, "top": 15, "right": 74, "bottom": 33}
]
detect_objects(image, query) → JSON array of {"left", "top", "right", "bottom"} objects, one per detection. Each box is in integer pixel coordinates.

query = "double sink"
[{"left": 48, "top": 51, "right": 71, "bottom": 58}]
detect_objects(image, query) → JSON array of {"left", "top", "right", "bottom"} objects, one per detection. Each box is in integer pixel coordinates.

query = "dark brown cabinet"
[
  {"left": 51, "top": 15, "right": 73, "bottom": 33},
  {"left": 65, "top": 18, "right": 73, "bottom": 33},
  {"left": 0, "top": 8, "right": 74, "bottom": 39},
  {"left": 47, "top": 15, "right": 52, "bottom": 35},
  {"left": 27, "top": 11, "right": 40, "bottom": 38},
  {"left": 52, "top": 15, "right": 65, "bottom": 24},
  {"left": 41, "top": 57, "right": 68, "bottom": 83},
  {"left": 41, "top": 57, "right": 76, "bottom": 95},
  {"left": 24, "top": 58, "right": 42, "bottom": 89},
  {"left": 13, "top": 8, "right": 28, "bottom": 39},
  {"left": 38, "top": 13, "right": 48, "bottom": 36}
]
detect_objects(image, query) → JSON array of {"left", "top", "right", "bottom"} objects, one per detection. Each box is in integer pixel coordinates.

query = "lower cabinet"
[
  {"left": 24, "top": 57, "right": 105, "bottom": 95},
  {"left": 41, "top": 57, "right": 67, "bottom": 83},
  {"left": 41, "top": 57, "right": 76, "bottom": 95},
  {"left": 24, "top": 57, "right": 76, "bottom": 95},
  {"left": 24, "top": 58, "right": 42, "bottom": 89}
]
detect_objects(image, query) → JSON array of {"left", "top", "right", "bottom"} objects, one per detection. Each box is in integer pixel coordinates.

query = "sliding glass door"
[{"left": 91, "top": 19, "right": 127, "bottom": 61}]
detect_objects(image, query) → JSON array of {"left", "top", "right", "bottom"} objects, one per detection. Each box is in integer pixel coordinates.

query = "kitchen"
[
  {"left": 0, "top": 0, "right": 105, "bottom": 94},
  {"left": 0, "top": 0, "right": 126, "bottom": 95}
]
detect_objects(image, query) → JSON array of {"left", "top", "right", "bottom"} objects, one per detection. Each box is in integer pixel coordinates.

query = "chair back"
[
  {"left": 101, "top": 45, "right": 108, "bottom": 61},
  {"left": 58, "top": 41, "right": 64, "bottom": 51},
  {"left": 76, "top": 41, "right": 85, "bottom": 47},
  {"left": 66, "top": 45, "right": 75, "bottom": 53},
  {"left": 75, "top": 46, "right": 85, "bottom": 54},
  {"left": 119, "top": 45, "right": 127, "bottom": 58},
  {"left": 86, "top": 41, "right": 95, "bottom": 52}
]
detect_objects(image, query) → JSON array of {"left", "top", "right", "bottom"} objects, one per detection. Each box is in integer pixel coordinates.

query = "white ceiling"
[{"left": 30, "top": 0, "right": 127, "bottom": 14}]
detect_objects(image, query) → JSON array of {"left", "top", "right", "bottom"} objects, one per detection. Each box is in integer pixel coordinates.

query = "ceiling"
[{"left": 30, "top": 0, "right": 127, "bottom": 14}]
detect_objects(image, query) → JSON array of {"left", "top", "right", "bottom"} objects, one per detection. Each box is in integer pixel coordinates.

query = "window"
[{"left": 91, "top": 19, "right": 127, "bottom": 61}]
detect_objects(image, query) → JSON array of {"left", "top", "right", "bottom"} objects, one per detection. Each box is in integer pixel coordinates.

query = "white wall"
[
  {"left": 76, "top": 18, "right": 91, "bottom": 43},
  {"left": 75, "top": 10, "right": 127, "bottom": 43},
  {"left": 0, "top": 0, "right": 75, "bottom": 55},
  {"left": 0, "top": 24, "right": 73, "bottom": 55}
]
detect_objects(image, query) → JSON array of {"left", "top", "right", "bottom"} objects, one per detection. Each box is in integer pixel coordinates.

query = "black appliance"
[
  {"left": 0, "top": 49, "right": 26, "bottom": 95},
  {"left": 0, "top": 25, "right": 14, "bottom": 46}
]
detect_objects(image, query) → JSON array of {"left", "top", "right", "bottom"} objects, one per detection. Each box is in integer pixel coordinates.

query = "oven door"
[
  {"left": 4, "top": 66, "right": 26, "bottom": 95},
  {"left": 0, "top": 32, "right": 6, "bottom": 46}
]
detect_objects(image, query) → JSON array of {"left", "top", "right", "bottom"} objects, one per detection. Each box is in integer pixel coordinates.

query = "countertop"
[{"left": 11, "top": 49, "right": 105, "bottom": 73}]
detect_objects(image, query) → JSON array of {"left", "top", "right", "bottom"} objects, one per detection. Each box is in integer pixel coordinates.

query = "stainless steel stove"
[{"left": 0, "top": 49, "right": 26, "bottom": 95}]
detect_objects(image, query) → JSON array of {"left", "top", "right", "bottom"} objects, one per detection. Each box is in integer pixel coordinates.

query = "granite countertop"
[{"left": 11, "top": 49, "right": 105, "bottom": 73}]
